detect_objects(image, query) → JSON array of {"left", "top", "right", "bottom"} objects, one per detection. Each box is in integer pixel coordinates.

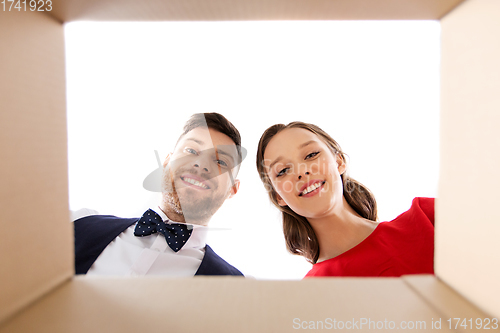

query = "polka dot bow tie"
[{"left": 134, "top": 209, "right": 193, "bottom": 252}]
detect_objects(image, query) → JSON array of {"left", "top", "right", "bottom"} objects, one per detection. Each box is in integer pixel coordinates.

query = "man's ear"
[
  {"left": 163, "top": 153, "right": 172, "bottom": 168},
  {"left": 228, "top": 179, "right": 240, "bottom": 198}
]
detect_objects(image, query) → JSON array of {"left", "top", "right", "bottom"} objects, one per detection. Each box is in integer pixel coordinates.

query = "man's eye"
[
  {"left": 216, "top": 159, "right": 228, "bottom": 167},
  {"left": 277, "top": 168, "right": 289, "bottom": 177},
  {"left": 185, "top": 148, "right": 198, "bottom": 155},
  {"left": 305, "top": 151, "right": 319, "bottom": 160}
]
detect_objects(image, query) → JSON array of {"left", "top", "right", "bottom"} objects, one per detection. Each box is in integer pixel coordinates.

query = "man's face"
[{"left": 161, "top": 127, "right": 240, "bottom": 225}]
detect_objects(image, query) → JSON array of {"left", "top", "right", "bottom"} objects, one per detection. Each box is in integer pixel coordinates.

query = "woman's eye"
[
  {"left": 305, "top": 151, "right": 319, "bottom": 160},
  {"left": 277, "top": 168, "right": 289, "bottom": 177},
  {"left": 185, "top": 148, "right": 198, "bottom": 155}
]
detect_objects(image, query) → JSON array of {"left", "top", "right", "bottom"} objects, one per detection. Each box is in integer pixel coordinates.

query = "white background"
[{"left": 65, "top": 21, "right": 440, "bottom": 279}]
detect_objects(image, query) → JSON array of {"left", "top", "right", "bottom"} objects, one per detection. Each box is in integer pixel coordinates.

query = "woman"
[{"left": 256, "top": 122, "right": 434, "bottom": 277}]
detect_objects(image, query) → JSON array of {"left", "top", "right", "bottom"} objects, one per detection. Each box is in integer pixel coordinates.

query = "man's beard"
[{"left": 161, "top": 165, "right": 228, "bottom": 224}]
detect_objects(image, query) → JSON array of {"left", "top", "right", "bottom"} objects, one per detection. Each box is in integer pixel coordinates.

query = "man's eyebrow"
[
  {"left": 185, "top": 138, "right": 204, "bottom": 145},
  {"left": 215, "top": 146, "right": 236, "bottom": 163},
  {"left": 185, "top": 138, "right": 236, "bottom": 162},
  {"left": 268, "top": 141, "right": 316, "bottom": 170}
]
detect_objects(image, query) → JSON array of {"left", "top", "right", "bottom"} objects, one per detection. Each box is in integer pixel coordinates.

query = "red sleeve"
[{"left": 415, "top": 197, "right": 435, "bottom": 226}]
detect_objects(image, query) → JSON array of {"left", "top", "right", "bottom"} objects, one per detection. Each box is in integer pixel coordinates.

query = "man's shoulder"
[
  {"left": 74, "top": 214, "right": 138, "bottom": 223},
  {"left": 70, "top": 208, "right": 100, "bottom": 221},
  {"left": 74, "top": 214, "right": 139, "bottom": 235},
  {"left": 71, "top": 208, "right": 139, "bottom": 225}
]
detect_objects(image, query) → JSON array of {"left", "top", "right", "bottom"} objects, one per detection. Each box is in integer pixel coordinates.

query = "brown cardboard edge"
[
  {"left": 44, "top": 10, "right": 64, "bottom": 24},
  {"left": 48, "top": 0, "right": 466, "bottom": 23},
  {"left": 0, "top": 0, "right": 481, "bottom": 329},
  {"left": 437, "top": 0, "right": 500, "bottom": 318},
  {"left": 0, "top": 276, "right": 459, "bottom": 333},
  {"left": 402, "top": 275, "right": 496, "bottom": 332},
  {"left": 0, "top": 274, "right": 72, "bottom": 328},
  {"left": 438, "top": 0, "right": 468, "bottom": 19},
  {"left": 0, "top": 9, "right": 72, "bottom": 325}
]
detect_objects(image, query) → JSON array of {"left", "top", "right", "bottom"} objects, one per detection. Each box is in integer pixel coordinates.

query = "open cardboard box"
[{"left": 1, "top": 0, "right": 499, "bottom": 331}]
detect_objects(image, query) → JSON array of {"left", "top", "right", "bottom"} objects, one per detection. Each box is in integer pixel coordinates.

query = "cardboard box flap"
[
  {"left": 0, "top": 276, "right": 466, "bottom": 333},
  {"left": 0, "top": 10, "right": 72, "bottom": 324},
  {"left": 47, "top": 0, "right": 465, "bottom": 22}
]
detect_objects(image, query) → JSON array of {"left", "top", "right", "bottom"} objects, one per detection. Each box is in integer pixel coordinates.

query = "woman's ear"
[
  {"left": 276, "top": 192, "right": 287, "bottom": 207},
  {"left": 337, "top": 154, "right": 346, "bottom": 175}
]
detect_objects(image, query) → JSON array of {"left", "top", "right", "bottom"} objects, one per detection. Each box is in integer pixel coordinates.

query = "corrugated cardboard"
[
  {"left": 1, "top": 0, "right": 499, "bottom": 331},
  {"left": 403, "top": 275, "right": 493, "bottom": 322},
  {"left": 437, "top": 0, "right": 500, "bottom": 318},
  {"left": 0, "top": 276, "right": 464, "bottom": 333},
  {"left": 0, "top": 9, "right": 72, "bottom": 324}
]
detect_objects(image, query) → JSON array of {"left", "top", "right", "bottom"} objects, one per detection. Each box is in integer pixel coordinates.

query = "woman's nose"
[{"left": 298, "top": 171, "right": 310, "bottom": 180}]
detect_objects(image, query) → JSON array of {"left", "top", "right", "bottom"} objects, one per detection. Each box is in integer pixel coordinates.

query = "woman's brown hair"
[{"left": 256, "top": 122, "right": 377, "bottom": 264}]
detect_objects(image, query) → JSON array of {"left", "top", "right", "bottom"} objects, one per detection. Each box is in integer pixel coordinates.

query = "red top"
[{"left": 305, "top": 197, "right": 435, "bottom": 278}]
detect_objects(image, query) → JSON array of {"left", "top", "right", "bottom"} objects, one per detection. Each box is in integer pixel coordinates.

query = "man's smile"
[{"left": 180, "top": 175, "right": 210, "bottom": 190}]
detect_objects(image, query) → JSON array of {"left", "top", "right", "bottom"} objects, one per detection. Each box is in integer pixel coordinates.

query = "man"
[{"left": 74, "top": 113, "right": 244, "bottom": 276}]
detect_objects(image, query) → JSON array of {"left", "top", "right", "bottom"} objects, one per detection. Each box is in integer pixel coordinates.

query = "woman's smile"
[{"left": 299, "top": 180, "right": 326, "bottom": 197}]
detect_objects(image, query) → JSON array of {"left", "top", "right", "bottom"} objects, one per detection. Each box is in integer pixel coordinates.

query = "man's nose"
[{"left": 193, "top": 155, "right": 211, "bottom": 173}]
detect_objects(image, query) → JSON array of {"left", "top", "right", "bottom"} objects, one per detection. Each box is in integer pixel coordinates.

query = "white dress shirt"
[{"left": 86, "top": 207, "right": 208, "bottom": 277}]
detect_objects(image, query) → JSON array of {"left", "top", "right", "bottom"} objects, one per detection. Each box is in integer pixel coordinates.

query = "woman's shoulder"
[
  {"left": 410, "top": 197, "right": 435, "bottom": 223},
  {"left": 388, "top": 197, "right": 435, "bottom": 226}
]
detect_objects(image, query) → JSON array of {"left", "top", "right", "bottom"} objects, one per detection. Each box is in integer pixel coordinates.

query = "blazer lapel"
[{"left": 195, "top": 244, "right": 243, "bottom": 276}]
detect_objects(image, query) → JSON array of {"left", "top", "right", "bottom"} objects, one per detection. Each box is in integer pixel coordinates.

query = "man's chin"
[
  {"left": 178, "top": 197, "right": 224, "bottom": 223},
  {"left": 163, "top": 182, "right": 226, "bottom": 224}
]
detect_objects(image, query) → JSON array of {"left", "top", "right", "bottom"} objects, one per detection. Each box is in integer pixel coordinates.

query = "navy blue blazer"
[{"left": 74, "top": 215, "right": 243, "bottom": 276}]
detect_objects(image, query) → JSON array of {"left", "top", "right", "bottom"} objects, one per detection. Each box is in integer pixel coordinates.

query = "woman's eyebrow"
[
  {"left": 269, "top": 157, "right": 283, "bottom": 170},
  {"left": 299, "top": 140, "right": 316, "bottom": 149},
  {"left": 268, "top": 141, "right": 317, "bottom": 170}
]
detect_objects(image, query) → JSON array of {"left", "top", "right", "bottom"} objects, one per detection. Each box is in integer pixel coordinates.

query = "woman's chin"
[{"left": 292, "top": 197, "right": 340, "bottom": 220}]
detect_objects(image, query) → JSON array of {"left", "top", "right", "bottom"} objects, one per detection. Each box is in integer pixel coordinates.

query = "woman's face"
[{"left": 263, "top": 127, "right": 346, "bottom": 219}]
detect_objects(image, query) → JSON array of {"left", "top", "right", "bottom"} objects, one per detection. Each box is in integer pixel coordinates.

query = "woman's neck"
[{"left": 308, "top": 197, "right": 378, "bottom": 263}]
